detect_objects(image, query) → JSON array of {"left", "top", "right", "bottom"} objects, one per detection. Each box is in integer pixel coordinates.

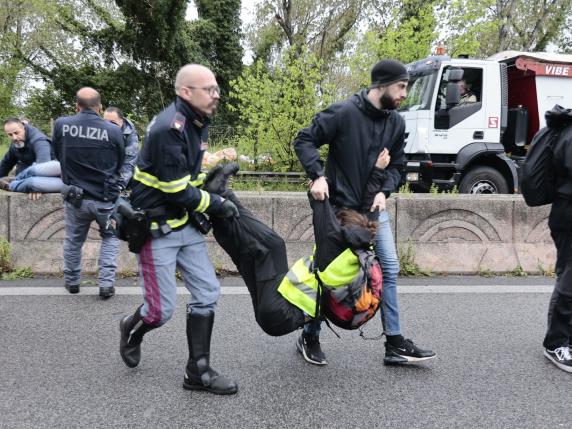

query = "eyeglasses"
[{"left": 184, "top": 85, "right": 220, "bottom": 97}]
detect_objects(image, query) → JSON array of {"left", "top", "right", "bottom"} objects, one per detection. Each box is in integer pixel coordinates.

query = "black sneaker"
[
  {"left": 65, "top": 284, "right": 80, "bottom": 294},
  {"left": 99, "top": 286, "right": 115, "bottom": 299},
  {"left": 296, "top": 332, "right": 327, "bottom": 365},
  {"left": 544, "top": 346, "right": 572, "bottom": 373},
  {"left": 384, "top": 337, "right": 436, "bottom": 365}
]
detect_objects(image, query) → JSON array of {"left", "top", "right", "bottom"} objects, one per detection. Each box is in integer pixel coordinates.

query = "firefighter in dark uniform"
[
  {"left": 119, "top": 64, "right": 239, "bottom": 395},
  {"left": 52, "top": 87, "right": 125, "bottom": 298}
]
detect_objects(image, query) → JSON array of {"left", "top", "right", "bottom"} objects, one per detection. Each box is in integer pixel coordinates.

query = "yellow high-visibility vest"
[{"left": 277, "top": 248, "right": 360, "bottom": 317}]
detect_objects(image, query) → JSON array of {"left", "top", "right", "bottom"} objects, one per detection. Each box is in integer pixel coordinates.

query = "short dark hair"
[
  {"left": 3, "top": 117, "right": 24, "bottom": 127},
  {"left": 104, "top": 106, "right": 124, "bottom": 119},
  {"left": 76, "top": 93, "right": 101, "bottom": 110}
]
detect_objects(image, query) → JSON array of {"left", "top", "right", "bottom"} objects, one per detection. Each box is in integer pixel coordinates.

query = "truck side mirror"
[
  {"left": 446, "top": 82, "right": 461, "bottom": 106},
  {"left": 444, "top": 68, "right": 464, "bottom": 108}
]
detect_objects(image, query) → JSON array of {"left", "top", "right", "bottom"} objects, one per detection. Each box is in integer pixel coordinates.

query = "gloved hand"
[{"left": 206, "top": 198, "right": 240, "bottom": 218}]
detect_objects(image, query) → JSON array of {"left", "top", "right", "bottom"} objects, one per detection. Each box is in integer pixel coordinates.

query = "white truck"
[{"left": 400, "top": 51, "right": 572, "bottom": 193}]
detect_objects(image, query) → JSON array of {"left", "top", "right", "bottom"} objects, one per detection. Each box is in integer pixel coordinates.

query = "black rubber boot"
[
  {"left": 119, "top": 306, "right": 156, "bottom": 368},
  {"left": 183, "top": 312, "right": 238, "bottom": 395},
  {"left": 203, "top": 162, "right": 240, "bottom": 196}
]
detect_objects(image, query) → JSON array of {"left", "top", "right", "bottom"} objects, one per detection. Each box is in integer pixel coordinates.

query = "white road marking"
[{"left": 0, "top": 285, "right": 554, "bottom": 296}]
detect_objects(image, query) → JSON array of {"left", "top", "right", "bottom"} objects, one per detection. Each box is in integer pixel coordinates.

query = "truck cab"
[{"left": 400, "top": 51, "right": 572, "bottom": 193}]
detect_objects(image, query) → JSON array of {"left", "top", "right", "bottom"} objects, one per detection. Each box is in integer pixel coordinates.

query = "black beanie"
[{"left": 370, "top": 59, "right": 409, "bottom": 86}]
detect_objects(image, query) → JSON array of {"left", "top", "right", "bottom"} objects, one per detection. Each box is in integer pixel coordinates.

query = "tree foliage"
[
  {"left": 247, "top": 0, "right": 365, "bottom": 65},
  {"left": 6, "top": 0, "right": 243, "bottom": 128},
  {"left": 437, "top": 0, "right": 572, "bottom": 57},
  {"left": 229, "top": 47, "right": 334, "bottom": 171},
  {"left": 327, "top": 0, "right": 438, "bottom": 96}
]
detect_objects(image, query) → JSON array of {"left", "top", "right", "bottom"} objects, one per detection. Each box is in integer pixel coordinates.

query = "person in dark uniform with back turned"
[
  {"left": 118, "top": 64, "right": 239, "bottom": 395},
  {"left": 52, "top": 87, "right": 125, "bottom": 298}
]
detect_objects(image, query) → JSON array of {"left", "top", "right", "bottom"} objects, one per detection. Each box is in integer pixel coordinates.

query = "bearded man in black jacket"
[{"left": 294, "top": 59, "right": 436, "bottom": 366}]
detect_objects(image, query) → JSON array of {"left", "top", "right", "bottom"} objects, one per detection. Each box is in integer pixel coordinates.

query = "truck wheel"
[{"left": 459, "top": 166, "right": 509, "bottom": 194}]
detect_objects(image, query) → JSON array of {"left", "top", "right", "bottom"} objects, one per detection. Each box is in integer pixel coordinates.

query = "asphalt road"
[{"left": 0, "top": 276, "right": 569, "bottom": 429}]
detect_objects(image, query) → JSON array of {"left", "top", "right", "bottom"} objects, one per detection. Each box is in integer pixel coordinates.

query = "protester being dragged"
[
  {"left": 1, "top": 118, "right": 63, "bottom": 196},
  {"left": 199, "top": 156, "right": 385, "bottom": 338}
]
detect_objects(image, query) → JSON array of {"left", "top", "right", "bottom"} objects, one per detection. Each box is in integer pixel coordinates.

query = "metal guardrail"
[{"left": 235, "top": 171, "right": 307, "bottom": 183}]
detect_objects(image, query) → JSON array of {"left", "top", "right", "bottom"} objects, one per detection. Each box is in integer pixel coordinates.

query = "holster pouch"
[
  {"left": 189, "top": 212, "right": 212, "bottom": 235},
  {"left": 146, "top": 206, "right": 172, "bottom": 239},
  {"left": 61, "top": 184, "right": 84, "bottom": 208},
  {"left": 115, "top": 197, "right": 149, "bottom": 253}
]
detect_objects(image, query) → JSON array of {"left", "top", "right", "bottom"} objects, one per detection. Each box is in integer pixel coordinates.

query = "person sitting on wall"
[{"left": 0, "top": 118, "right": 64, "bottom": 197}]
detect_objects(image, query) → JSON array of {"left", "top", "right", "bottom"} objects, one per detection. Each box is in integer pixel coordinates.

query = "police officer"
[
  {"left": 52, "top": 87, "right": 125, "bottom": 298},
  {"left": 103, "top": 107, "right": 139, "bottom": 189},
  {"left": 119, "top": 64, "right": 239, "bottom": 395}
]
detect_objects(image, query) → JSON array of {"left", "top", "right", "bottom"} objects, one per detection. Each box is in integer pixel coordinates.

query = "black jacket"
[
  {"left": 130, "top": 97, "right": 223, "bottom": 225},
  {"left": 53, "top": 110, "right": 125, "bottom": 201},
  {"left": 546, "top": 106, "right": 572, "bottom": 231},
  {"left": 294, "top": 89, "right": 406, "bottom": 210},
  {"left": 0, "top": 124, "right": 52, "bottom": 177}
]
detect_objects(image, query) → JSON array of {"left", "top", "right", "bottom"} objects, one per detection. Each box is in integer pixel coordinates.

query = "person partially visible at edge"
[
  {"left": 542, "top": 105, "right": 572, "bottom": 373},
  {"left": 0, "top": 118, "right": 63, "bottom": 198},
  {"left": 293, "top": 59, "right": 436, "bottom": 366},
  {"left": 103, "top": 107, "right": 139, "bottom": 190},
  {"left": 52, "top": 87, "right": 125, "bottom": 299},
  {"left": 118, "top": 64, "right": 240, "bottom": 395}
]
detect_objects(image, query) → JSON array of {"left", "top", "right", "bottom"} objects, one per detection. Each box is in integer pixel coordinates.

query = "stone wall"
[{"left": 0, "top": 192, "right": 555, "bottom": 275}]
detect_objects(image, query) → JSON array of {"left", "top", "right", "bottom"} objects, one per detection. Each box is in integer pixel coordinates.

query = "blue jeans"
[
  {"left": 304, "top": 209, "right": 401, "bottom": 336},
  {"left": 9, "top": 161, "right": 64, "bottom": 193},
  {"left": 136, "top": 224, "right": 220, "bottom": 326}
]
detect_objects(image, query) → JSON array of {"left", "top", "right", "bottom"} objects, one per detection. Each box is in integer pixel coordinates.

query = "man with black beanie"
[{"left": 293, "top": 59, "right": 436, "bottom": 366}]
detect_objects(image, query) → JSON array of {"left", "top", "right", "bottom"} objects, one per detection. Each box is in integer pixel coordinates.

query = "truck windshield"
[{"left": 399, "top": 73, "right": 436, "bottom": 112}]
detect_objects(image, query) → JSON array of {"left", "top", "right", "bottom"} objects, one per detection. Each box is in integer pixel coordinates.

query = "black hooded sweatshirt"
[
  {"left": 546, "top": 105, "right": 572, "bottom": 231},
  {"left": 293, "top": 89, "right": 406, "bottom": 210}
]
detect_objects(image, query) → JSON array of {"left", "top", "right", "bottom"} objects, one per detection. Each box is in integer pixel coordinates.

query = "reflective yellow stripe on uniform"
[
  {"left": 150, "top": 212, "right": 190, "bottom": 231},
  {"left": 133, "top": 166, "right": 190, "bottom": 193},
  {"left": 194, "top": 190, "right": 211, "bottom": 213},
  {"left": 189, "top": 172, "right": 207, "bottom": 187},
  {"left": 277, "top": 256, "right": 319, "bottom": 317}
]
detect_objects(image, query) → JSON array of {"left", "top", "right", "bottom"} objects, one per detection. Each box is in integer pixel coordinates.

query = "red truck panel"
[{"left": 507, "top": 67, "right": 539, "bottom": 143}]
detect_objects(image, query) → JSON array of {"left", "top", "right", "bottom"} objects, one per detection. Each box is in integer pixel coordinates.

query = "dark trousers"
[
  {"left": 543, "top": 229, "right": 572, "bottom": 349},
  {"left": 211, "top": 192, "right": 305, "bottom": 336}
]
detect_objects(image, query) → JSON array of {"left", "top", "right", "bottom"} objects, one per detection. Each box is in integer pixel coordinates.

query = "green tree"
[
  {"left": 438, "top": 0, "right": 572, "bottom": 57},
  {"left": 336, "top": 0, "right": 437, "bottom": 94},
  {"left": 0, "top": 0, "right": 63, "bottom": 122},
  {"left": 229, "top": 47, "right": 334, "bottom": 171},
  {"left": 9, "top": 0, "right": 243, "bottom": 128},
  {"left": 247, "top": 0, "right": 365, "bottom": 65}
]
